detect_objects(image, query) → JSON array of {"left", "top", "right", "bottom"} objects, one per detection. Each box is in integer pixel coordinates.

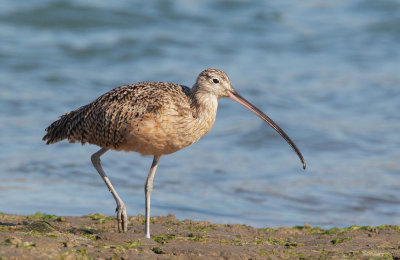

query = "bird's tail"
[{"left": 42, "top": 106, "right": 88, "bottom": 145}]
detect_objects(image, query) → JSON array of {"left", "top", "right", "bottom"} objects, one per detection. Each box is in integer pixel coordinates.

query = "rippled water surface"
[{"left": 1, "top": 0, "right": 400, "bottom": 228}]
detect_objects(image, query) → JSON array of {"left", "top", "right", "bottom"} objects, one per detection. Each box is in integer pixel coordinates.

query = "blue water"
[{"left": 1, "top": 0, "right": 400, "bottom": 228}]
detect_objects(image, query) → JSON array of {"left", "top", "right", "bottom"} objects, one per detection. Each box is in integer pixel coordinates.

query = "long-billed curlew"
[{"left": 43, "top": 68, "right": 306, "bottom": 238}]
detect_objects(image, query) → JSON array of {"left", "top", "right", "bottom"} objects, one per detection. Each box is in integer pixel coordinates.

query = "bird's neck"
[{"left": 190, "top": 87, "right": 218, "bottom": 129}]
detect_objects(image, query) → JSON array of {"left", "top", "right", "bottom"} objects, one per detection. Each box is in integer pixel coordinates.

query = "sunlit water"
[{"left": 1, "top": 0, "right": 399, "bottom": 228}]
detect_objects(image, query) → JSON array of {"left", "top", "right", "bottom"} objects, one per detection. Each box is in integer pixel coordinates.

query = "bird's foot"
[{"left": 116, "top": 203, "right": 128, "bottom": 233}]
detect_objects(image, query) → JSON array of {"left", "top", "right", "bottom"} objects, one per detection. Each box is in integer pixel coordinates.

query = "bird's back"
[{"left": 43, "top": 82, "right": 197, "bottom": 155}]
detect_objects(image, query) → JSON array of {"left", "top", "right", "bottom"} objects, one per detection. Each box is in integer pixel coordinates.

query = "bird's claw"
[{"left": 116, "top": 204, "right": 128, "bottom": 233}]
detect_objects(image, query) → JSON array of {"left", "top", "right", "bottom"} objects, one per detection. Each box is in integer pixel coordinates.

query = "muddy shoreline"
[{"left": 0, "top": 212, "right": 399, "bottom": 259}]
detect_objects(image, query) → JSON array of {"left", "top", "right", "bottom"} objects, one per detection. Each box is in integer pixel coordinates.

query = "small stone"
[
  {"left": 25, "top": 221, "right": 55, "bottom": 233},
  {"left": 5, "top": 236, "right": 22, "bottom": 245}
]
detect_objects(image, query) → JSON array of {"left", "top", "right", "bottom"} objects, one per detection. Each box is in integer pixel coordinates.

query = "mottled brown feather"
[{"left": 42, "top": 79, "right": 218, "bottom": 156}]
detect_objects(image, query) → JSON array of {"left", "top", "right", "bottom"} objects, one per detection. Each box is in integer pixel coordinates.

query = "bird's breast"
[{"left": 116, "top": 107, "right": 216, "bottom": 156}]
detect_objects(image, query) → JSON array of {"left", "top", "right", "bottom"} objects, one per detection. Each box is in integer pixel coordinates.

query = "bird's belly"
[{"left": 116, "top": 115, "right": 206, "bottom": 156}]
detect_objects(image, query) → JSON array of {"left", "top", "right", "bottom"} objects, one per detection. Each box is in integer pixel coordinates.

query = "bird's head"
[{"left": 194, "top": 68, "right": 235, "bottom": 98}]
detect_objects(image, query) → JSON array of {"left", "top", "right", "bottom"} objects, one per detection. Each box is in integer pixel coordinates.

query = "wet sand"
[{"left": 0, "top": 212, "right": 399, "bottom": 259}]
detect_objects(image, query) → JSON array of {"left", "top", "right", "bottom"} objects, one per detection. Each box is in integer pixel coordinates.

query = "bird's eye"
[{"left": 212, "top": 78, "right": 219, "bottom": 84}]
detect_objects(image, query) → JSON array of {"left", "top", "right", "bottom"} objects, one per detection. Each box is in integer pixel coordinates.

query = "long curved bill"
[{"left": 228, "top": 90, "right": 306, "bottom": 170}]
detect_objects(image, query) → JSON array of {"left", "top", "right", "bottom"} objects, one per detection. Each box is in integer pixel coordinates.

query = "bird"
[{"left": 43, "top": 68, "right": 306, "bottom": 239}]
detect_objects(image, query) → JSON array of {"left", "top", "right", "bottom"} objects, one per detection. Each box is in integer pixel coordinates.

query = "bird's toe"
[{"left": 116, "top": 203, "right": 128, "bottom": 233}]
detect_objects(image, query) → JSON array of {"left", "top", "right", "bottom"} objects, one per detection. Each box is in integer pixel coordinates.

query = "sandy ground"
[{"left": 0, "top": 212, "right": 399, "bottom": 259}]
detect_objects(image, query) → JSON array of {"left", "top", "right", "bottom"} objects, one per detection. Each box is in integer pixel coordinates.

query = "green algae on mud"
[{"left": 0, "top": 213, "right": 399, "bottom": 259}]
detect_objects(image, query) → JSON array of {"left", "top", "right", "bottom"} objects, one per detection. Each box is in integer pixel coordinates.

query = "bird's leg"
[
  {"left": 91, "top": 147, "right": 128, "bottom": 233},
  {"left": 144, "top": 155, "right": 161, "bottom": 239}
]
